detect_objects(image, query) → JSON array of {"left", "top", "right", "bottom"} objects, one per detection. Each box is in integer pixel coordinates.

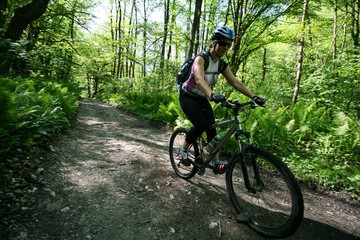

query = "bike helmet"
[{"left": 211, "top": 26, "right": 234, "bottom": 41}]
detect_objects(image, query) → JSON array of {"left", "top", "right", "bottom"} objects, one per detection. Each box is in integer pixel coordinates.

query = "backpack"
[{"left": 176, "top": 51, "right": 227, "bottom": 90}]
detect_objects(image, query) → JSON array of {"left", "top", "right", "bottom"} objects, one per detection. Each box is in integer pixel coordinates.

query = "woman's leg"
[{"left": 179, "top": 94, "right": 213, "bottom": 144}]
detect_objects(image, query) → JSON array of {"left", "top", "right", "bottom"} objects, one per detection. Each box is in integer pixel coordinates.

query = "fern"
[
  {"left": 332, "top": 112, "right": 350, "bottom": 135},
  {"left": 0, "top": 76, "right": 80, "bottom": 157}
]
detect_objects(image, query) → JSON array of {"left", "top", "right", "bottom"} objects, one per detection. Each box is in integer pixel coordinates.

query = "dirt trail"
[{"left": 6, "top": 98, "right": 360, "bottom": 239}]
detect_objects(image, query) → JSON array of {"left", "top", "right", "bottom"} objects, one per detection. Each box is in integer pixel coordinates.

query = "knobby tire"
[
  {"left": 169, "top": 128, "right": 198, "bottom": 179},
  {"left": 226, "top": 145, "right": 304, "bottom": 239}
]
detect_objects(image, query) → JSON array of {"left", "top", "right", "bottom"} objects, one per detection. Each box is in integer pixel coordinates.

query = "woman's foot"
[
  {"left": 210, "top": 159, "right": 228, "bottom": 174},
  {"left": 178, "top": 147, "right": 191, "bottom": 166}
]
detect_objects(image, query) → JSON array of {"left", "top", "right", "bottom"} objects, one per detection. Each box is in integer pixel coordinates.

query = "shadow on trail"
[
  {"left": 186, "top": 176, "right": 359, "bottom": 240},
  {"left": 293, "top": 218, "right": 358, "bottom": 240}
]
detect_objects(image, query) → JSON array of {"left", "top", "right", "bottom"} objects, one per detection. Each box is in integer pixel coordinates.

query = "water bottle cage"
[{"left": 235, "top": 130, "right": 251, "bottom": 140}]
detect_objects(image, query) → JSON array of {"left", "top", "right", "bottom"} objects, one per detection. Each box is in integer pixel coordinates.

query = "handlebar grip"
[{"left": 223, "top": 99, "right": 262, "bottom": 109}]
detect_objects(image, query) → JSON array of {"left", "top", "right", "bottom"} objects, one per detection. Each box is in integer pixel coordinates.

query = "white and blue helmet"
[{"left": 211, "top": 26, "right": 235, "bottom": 41}]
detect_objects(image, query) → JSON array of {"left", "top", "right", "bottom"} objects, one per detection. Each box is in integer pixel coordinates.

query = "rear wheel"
[
  {"left": 226, "top": 145, "right": 304, "bottom": 239},
  {"left": 169, "top": 128, "right": 198, "bottom": 179}
]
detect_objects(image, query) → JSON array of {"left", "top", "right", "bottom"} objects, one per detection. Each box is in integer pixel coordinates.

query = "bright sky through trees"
[{"left": 89, "top": 1, "right": 163, "bottom": 33}]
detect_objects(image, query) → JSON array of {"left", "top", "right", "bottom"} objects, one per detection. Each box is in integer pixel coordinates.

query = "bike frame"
[
  {"left": 197, "top": 104, "right": 253, "bottom": 167},
  {"left": 195, "top": 101, "right": 263, "bottom": 193}
]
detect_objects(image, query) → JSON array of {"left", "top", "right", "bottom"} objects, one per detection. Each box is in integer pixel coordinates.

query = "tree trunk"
[
  {"left": 159, "top": 0, "right": 170, "bottom": 89},
  {"left": 330, "top": 0, "right": 340, "bottom": 119},
  {"left": 333, "top": 0, "right": 338, "bottom": 61},
  {"left": 116, "top": 0, "right": 122, "bottom": 78},
  {"left": 230, "top": 1, "right": 295, "bottom": 74},
  {"left": 230, "top": 0, "right": 245, "bottom": 72},
  {"left": 142, "top": 0, "right": 147, "bottom": 77},
  {"left": 241, "top": 60, "right": 246, "bottom": 84},
  {"left": 4, "top": 0, "right": 50, "bottom": 41},
  {"left": 167, "top": 0, "right": 176, "bottom": 60},
  {"left": 351, "top": 0, "right": 359, "bottom": 48},
  {"left": 293, "top": 0, "right": 309, "bottom": 104},
  {"left": 126, "top": 2, "right": 135, "bottom": 78},
  {"left": 110, "top": 2, "right": 116, "bottom": 76},
  {"left": 0, "top": 0, "right": 50, "bottom": 75},
  {"left": 187, "top": 0, "right": 203, "bottom": 58},
  {"left": 87, "top": 73, "right": 92, "bottom": 98},
  {"left": 262, "top": 48, "right": 267, "bottom": 82},
  {"left": 0, "top": 0, "right": 7, "bottom": 30},
  {"left": 132, "top": 8, "right": 138, "bottom": 78},
  {"left": 93, "top": 76, "right": 99, "bottom": 98},
  {"left": 160, "top": 0, "right": 170, "bottom": 69},
  {"left": 341, "top": 3, "right": 349, "bottom": 54}
]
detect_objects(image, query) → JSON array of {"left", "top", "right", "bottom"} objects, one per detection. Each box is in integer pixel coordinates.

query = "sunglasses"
[{"left": 217, "top": 40, "right": 232, "bottom": 48}]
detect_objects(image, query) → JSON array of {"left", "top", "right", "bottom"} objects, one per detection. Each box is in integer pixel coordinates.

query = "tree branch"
[{"left": 4, "top": 0, "right": 50, "bottom": 41}]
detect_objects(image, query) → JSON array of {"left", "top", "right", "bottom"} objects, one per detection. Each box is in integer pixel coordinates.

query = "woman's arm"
[{"left": 222, "top": 65, "right": 255, "bottom": 99}]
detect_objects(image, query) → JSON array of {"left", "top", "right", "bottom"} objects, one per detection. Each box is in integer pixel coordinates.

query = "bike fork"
[{"left": 240, "top": 145, "right": 263, "bottom": 193}]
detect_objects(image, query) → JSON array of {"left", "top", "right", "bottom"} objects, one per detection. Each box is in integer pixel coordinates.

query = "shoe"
[
  {"left": 178, "top": 147, "right": 191, "bottom": 166},
  {"left": 210, "top": 160, "right": 228, "bottom": 174}
]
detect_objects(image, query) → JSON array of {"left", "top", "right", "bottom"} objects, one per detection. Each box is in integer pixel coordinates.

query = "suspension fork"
[
  {"left": 238, "top": 144, "right": 263, "bottom": 194},
  {"left": 233, "top": 114, "right": 258, "bottom": 193},
  {"left": 248, "top": 145, "right": 264, "bottom": 192},
  {"left": 239, "top": 144, "right": 254, "bottom": 193}
]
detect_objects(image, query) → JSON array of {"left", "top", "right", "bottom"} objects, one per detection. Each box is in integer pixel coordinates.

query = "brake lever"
[{"left": 251, "top": 100, "right": 265, "bottom": 108}]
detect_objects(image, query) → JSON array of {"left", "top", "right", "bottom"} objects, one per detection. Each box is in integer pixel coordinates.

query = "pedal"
[{"left": 196, "top": 167, "right": 205, "bottom": 175}]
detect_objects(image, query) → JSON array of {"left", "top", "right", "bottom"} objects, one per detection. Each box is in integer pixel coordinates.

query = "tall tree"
[
  {"left": 262, "top": 48, "right": 267, "bottom": 82},
  {"left": 142, "top": 0, "right": 147, "bottom": 77},
  {"left": 187, "top": 0, "right": 203, "bottom": 58},
  {"left": 333, "top": 0, "right": 338, "bottom": 61},
  {"left": 3, "top": 0, "right": 50, "bottom": 41},
  {"left": 160, "top": 0, "right": 170, "bottom": 69},
  {"left": 340, "top": 2, "right": 349, "bottom": 53},
  {"left": 116, "top": 0, "right": 123, "bottom": 78},
  {"left": 293, "top": 0, "right": 309, "bottom": 104},
  {"left": 229, "top": 0, "right": 296, "bottom": 74},
  {"left": 350, "top": 0, "right": 359, "bottom": 48},
  {"left": 0, "top": 0, "right": 7, "bottom": 30},
  {"left": 0, "top": 0, "right": 51, "bottom": 74},
  {"left": 167, "top": 0, "right": 176, "bottom": 60}
]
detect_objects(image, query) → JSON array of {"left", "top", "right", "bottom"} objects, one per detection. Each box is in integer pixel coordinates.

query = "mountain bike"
[{"left": 169, "top": 99, "right": 304, "bottom": 239}]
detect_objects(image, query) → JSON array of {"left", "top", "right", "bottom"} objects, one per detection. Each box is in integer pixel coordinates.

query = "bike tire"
[
  {"left": 169, "top": 128, "right": 198, "bottom": 179},
  {"left": 226, "top": 145, "right": 304, "bottom": 239}
]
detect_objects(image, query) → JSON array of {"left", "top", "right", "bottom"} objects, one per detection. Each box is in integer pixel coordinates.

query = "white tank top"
[{"left": 182, "top": 57, "right": 220, "bottom": 97}]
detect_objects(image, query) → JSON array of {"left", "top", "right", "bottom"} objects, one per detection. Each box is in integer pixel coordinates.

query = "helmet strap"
[
  {"left": 215, "top": 49, "right": 221, "bottom": 58},
  {"left": 212, "top": 42, "right": 222, "bottom": 59}
]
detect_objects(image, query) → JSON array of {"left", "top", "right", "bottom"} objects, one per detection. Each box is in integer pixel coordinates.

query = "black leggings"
[{"left": 179, "top": 92, "right": 216, "bottom": 144}]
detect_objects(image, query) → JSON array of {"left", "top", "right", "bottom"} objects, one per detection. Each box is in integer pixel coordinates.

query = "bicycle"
[{"left": 169, "top": 99, "right": 304, "bottom": 239}]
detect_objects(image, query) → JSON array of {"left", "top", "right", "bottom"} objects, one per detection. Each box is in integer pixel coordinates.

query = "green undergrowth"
[
  {"left": 0, "top": 76, "right": 80, "bottom": 158},
  {"left": 106, "top": 91, "right": 179, "bottom": 125}
]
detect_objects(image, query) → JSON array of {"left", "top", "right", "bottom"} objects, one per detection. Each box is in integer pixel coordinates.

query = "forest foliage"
[
  {"left": 0, "top": 0, "right": 359, "bottom": 197},
  {"left": 0, "top": 76, "right": 79, "bottom": 155}
]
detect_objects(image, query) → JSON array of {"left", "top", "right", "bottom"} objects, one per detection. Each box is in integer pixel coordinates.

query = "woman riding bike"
[{"left": 178, "top": 26, "right": 265, "bottom": 174}]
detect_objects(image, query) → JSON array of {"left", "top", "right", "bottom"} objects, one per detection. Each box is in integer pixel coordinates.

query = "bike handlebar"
[{"left": 221, "top": 99, "right": 263, "bottom": 111}]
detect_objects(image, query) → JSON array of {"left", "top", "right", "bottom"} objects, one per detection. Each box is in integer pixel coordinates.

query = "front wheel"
[
  {"left": 226, "top": 145, "right": 304, "bottom": 239},
  {"left": 169, "top": 128, "right": 198, "bottom": 179}
]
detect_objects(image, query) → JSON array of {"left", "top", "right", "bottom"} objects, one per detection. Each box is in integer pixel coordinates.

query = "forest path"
[{"left": 8, "top": 98, "right": 359, "bottom": 240}]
